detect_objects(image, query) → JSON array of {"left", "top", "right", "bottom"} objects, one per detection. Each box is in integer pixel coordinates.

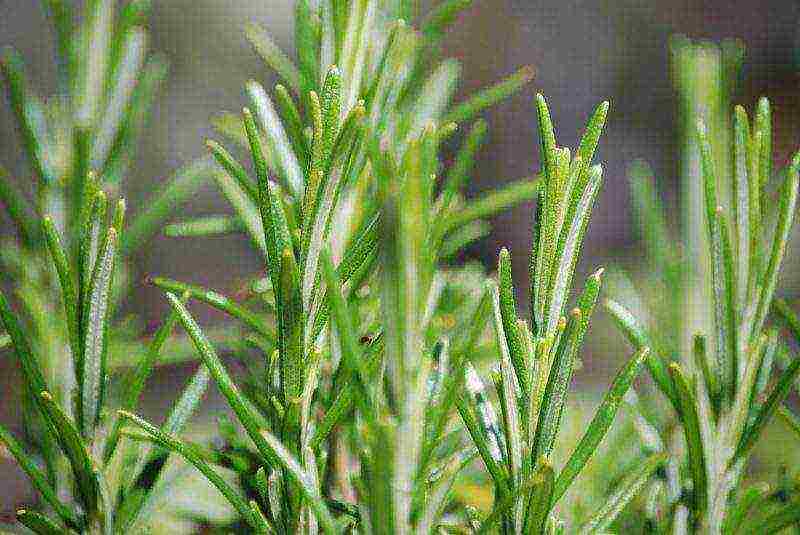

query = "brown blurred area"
[{"left": 1, "top": 0, "right": 799, "bottom": 516}]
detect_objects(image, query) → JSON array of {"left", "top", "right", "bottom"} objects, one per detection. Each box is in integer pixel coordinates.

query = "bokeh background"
[{"left": 1, "top": 0, "right": 800, "bottom": 518}]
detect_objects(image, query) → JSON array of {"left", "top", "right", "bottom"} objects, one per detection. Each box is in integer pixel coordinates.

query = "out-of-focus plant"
[
  {"left": 0, "top": 1, "right": 214, "bottom": 532},
  {"left": 606, "top": 38, "right": 800, "bottom": 533}
]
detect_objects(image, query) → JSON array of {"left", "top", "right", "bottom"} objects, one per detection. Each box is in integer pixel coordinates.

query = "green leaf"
[
  {"left": 553, "top": 347, "right": 649, "bottom": 503},
  {"left": 259, "top": 430, "right": 336, "bottom": 532},
  {"left": 42, "top": 217, "right": 81, "bottom": 365},
  {"left": 92, "top": 27, "right": 147, "bottom": 169},
  {"left": 692, "top": 334, "right": 717, "bottom": 412},
  {"left": 578, "top": 452, "right": 667, "bottom": 534},
  {"left": 212, "top": 165, "right": 268, "bottom": 256},
  {"left": 728, "top": 335, "right": 766, "bottom": 451},
  {"left": 278, "top": 247, "right": 305, "bottom": 447},
  {"left": 457, "top": 393, "right": 507, "bottom": 489},
  {"left": 319, "top": 251, "right": 372, "bottom": 412},
  {"left": 243, "top": 106, "right": 292, "bottom": 296},
  {"left": 15, "top": 509, "right": 64, "bottom": 535},
  {"left": 407, "top": 59, "right": 461, "bottom": 141},
  {"left": 122, "top": 157, "right": 213, "bottom": 255},
  {"left": 0, "top": 49, "right": 53, "bottom": 183},
  {"left": 440, "top": 119, "right": 487, "bottom": 212},
  {"left": 41, "top": 0, "right": 73, "bottom": 82},
  {"left": 628, "top": 160, "right": 675, "bottom": 273},
  {"left": 522, "top": 458, "right": 555, "bottom": 535},
  {"left": 712, "top": 207, "right": 738, "bottom": 405},
  {"left": 104, "top": 292, "right": 188, "bottom": 461},
  {"left": 735, "top": 352, "right": 800, "bottom": 462},
  {"left": 574, "top": 100, "right": 610, "bottom": 188},
  {"left": 119, "top": 410, "right": 259, "bottom": 529},
  {"left": 164, "top": 293, "right": 336, "bottom": 533},
  {"left": 668, "top": 363, "right": 707, "bottom": 515},
  {"left": 76, "top": 0, "right": 114, "bottom": 127},
  {"left": 441, "top": 176, "right": 541, "bottom": 234},
  {"left": 421, "top": 0, "right": 472, "bottom": 40},
  {"left": 339, "top": 0, "right": 375, "bottom": 117},
  {"left": 81, "top": 225, "right": 118, "bottom": 437},
  {"left": 604, "top": 299, "right": 677, "bottom": 408},
  {"left": 497, "top": 247, "right": 531, "bottom": 396},
  {"left": 0, "top": 424, "right": 80, "bottom": 529},
  {"left": 206, "top": 139, "right": 258, "bottom": 202},
  {"left": 294, "top": 0, "right": 319, "bottom": 89},
  {"left": 0, "top": 290, "right": 53, "bottom": 422},
  {"left": 245, "top": 22, "right": 302, "bottom": 94},
  {"left": 246, "top": 80, "right": 304, "bottom": 199},
  {"left": 535, "top": 94, "right": 558, "bottom": 182},
  {"left": 532, "top": 308, "right": 581, "bottom": 460},
  {"left": 274, "top": 83, "right": 309, "bottom": 164},
  {"left": 164, "top": 215, "right": 244, "bottom": 238},
  {"left": 732, "top": 106, "right": 752, "bottom": 311},
  {"left": 119, "top": 365, "right": 211, "bottom": 532},
  {"left": 545, "top": 166, "right": 602, "bottom": 333},
  {"left": 755, "top": 97, "right": 772, "bottom": 189},
  {"left": 149, "top": 277, "right": 271, "bottom": 340},
  {"left": 491, "top": 288, "right": 523, "bottom": 485},
  {"left": 753, "top": 157, "right": 799, "bottom": 335},
  {"left": 0, "top": 166, "right": 37, "bottom": 245},
  {"left": 38, "top": 391, "right": 98, "bottom": 514},
  {"left": 445, "top": 65, "right": 535, "bottom": 125}
]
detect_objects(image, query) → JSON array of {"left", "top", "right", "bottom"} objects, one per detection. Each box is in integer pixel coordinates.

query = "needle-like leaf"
[
  {"left": 579, "top": 452, "right": 667, "bottom": 534},
  {"left": 119, "top": 410, "right": 259, "bottom": 529},
  {"left": 669, "top": 363, "right": 708, "bottom": 514},
  {"left": 445, "top": 65, "right": 535, "bottom": 125},
  {"left": 0, "top": 425, "right": 80, "bottom": 529},
  {"left": 38, "top": 391, "right": 98, "bottom": 514},
  {"left": 81, "top": 225, "right": 118, "bottom": 437},
  {"left": 554, "top": 347, "right": 649, "bottom": 503}
]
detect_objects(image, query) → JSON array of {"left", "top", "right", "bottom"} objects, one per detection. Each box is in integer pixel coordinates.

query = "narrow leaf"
[
  {"left": 668, "top": 363, "right": 708, "bottom": 514},
  {"left": 553, "top": 347, "right": 649, "bottom": 503},
  {"left": 445, "top": 65, "right": 535, "bottom": 125},
  {"left": 579, "top": 453, "right": 667, "bottom": 534},
  {"left": 81, "top": 226, "right": 117, "bottom": 436},
  {"left": 122, "top": 157, "right": 212, "bottom": 254},
  {"left": 0, "top": 425, "right": 80, "bottom": 528}
]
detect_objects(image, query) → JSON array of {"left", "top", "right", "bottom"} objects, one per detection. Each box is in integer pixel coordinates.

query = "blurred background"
[{"left": 1, "top": 0, "right": 800, "bottom": 519}]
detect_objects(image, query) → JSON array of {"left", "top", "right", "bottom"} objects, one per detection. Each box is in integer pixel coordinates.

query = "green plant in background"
[
  {"left": 0, "top": 1, "right": 215, "bottom": 532},
  {"left": 606, "top": 38, "right": 800, "bottom": 533}
]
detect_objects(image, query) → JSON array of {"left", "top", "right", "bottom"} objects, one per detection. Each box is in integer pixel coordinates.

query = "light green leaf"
[
  {"left": 122, "top": 157, "right": 213, "bottom": 255},
  {"left": 445, "top": 65, "right": 535, "bottom": 125},
  {"left": 554, "top": 347, "right": 649, "bottom": 503},
  {"left": 579, "top": 453, "right": 667, "bottom": 534},
  {"left": 0, "top": 424, "right": 80, "bottom": 529},
  {"left": 245, "top": 22, "right": 302, "bottom": 94},
  {"left": 81, "top": 226, "right": 117, "bottom": 436},
  {"left": 668, "top": 363, "right": 707, "bottom": 514}
]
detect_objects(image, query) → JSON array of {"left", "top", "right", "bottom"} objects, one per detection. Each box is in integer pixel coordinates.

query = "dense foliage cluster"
[{"left": 0, "top": 1, "right": 799, "bottom": 534}]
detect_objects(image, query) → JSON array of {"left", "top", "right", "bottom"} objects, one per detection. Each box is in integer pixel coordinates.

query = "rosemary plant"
[
  {"left": 3, "top": 2, "right": 799, "bottom": 535},
  {"left": 454, "top": 94, "right": 668, "bottom": 534},
  {"left": 606, "top": 39, "right": 800, "bottom": 533},
  {"left": 0, "top": 1, "right": 213, "bottom": 532},
  {"left": 116, "top": 0, "right": 563, "bottom": 533}
]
